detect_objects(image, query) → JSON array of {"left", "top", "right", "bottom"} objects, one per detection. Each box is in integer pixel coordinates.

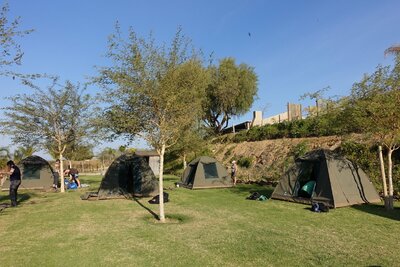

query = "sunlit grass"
[{"left": 0, "top": 175, "right": 399, "bottom": 266}]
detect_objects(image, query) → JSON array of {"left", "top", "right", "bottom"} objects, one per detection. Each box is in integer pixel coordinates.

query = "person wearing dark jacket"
[{"left": 7, "top": 160, "right": 21, "bottom": 207}]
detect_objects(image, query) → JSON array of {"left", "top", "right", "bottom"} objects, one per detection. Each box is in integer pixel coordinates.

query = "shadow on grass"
[
  {"left": 143, "top": 213, "right": 191, "bottom": 224},
  {"left": 229, "top": 184, "right": 275, "bottom": 198},
  {"left": 352, "top": 204, "right": 400, "bottom": 221},
  {"left": 163, "top": 176, "right": 180, "bottom": 183},
  {"left": 133, "top": 197, "right": 159, "bottom": 220},
  {"left": 0, "top": 192, "right": 36, "bottom": 210}
]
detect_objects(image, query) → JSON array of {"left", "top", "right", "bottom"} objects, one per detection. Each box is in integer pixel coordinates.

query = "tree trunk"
[
  {"left": 158, "top": 143, "right": 166, "bottom": 222},
  {"left": 387, "top": 149, "right": 394, "bottom": 210},
  {"left": 59, "top": 153, "right": 65, "bottom": 193},
  {"left": 378, "top": 146, "right": 389, "bottom": 208}
]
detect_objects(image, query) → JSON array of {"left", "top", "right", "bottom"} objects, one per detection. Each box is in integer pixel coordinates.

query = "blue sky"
[{"left": 0, "top": 0, "right": 399, "bottom": 157}]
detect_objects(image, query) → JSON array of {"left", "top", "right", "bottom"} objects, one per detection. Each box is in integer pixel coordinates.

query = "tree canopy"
[
  {"left": 347, "top": 53, "right": 400, "bottom": 209},
  {"left": 350, "top": 56, "right": 400, "bottom": 149},
  {"left": 203, "top": 57, "right": 258, "bottom": 133},
  {"left": 0, "top": 2, "right": 33, "bottom": 75},
  {"left": 96, "top": 26, "right": 209, "bottom": 222},
  {"left": 0, "top": 78, "right": 98, "bottom": 192}
]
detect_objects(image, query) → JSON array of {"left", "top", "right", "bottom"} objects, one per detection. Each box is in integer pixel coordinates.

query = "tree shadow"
[
  {"left": 352, "top": 203, "right": 400, "bottom": 221},
  {"left": 133, "top": 197, "right": 159, "bottom": 220}
]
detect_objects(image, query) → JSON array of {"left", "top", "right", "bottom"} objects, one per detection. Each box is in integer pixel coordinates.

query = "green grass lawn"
[{"left": 0, "top": 175, "right": 399, "bottom": 267}]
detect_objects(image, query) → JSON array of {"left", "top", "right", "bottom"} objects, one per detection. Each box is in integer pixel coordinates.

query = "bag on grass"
[
  {"left": 148, "top": 192, "right": 169, "bottom": 204},
  {"left": 68, "top": 182, "right": 78, "bottom": 189},
  {"left": 246, "top": 192, "right": 261, "bottom": 200},
  {"left": 311, "top": 202, "right": 329, "bottom": 212}
]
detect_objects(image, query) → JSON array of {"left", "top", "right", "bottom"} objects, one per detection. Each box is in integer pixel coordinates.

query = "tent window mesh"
[
  {"left": 203, "top": 163, "right": 218, "bottom": 179},
  {"left": 23, "top": 166, "right": 41, "bottom": 180}
]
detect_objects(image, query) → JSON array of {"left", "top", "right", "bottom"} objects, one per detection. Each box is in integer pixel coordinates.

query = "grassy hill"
[{"left": 0, "top": 175, "right": 399, "bottom": 266}]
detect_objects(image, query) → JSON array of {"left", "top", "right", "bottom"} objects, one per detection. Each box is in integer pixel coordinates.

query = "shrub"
[
  {"left": 290, "top": 141, "right": 309, "bottom": 158},
  {"left": 237, "top": 157, "right": 253, "bottom": 168},
  {"left": 223, "top": 146, "right": 234, "bottom": 160},
  {"left": 340, "top": 140, "right": 381, "bottom": 190}
]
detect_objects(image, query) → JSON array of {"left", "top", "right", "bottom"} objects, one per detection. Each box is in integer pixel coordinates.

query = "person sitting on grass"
[{"left": 64, "top": 166, "right": 81, "bottom": 188}]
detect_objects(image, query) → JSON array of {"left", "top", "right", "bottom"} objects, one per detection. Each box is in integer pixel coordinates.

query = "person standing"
[
  {"left": 231, "top": 160, "right": 238, "bottom": 186},
  {"left": 53, "top": 159, "right": 60, "bottom": 190},
  {"left": 7, "top": 160, "right": 21, "bottom": 207}
]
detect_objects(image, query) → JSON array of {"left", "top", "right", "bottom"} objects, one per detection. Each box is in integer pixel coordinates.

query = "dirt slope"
[{"left": 212, "top": 136, "right": 342, "bottom": 182}]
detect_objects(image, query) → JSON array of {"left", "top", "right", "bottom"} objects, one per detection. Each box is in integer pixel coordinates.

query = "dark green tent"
[
  {"left": 181, "top": 156, "right": 232, "bottom": 189},
  {"left": 96, "top": 153, "right": 158, "bottom": 199},
  {"left": 271, "top": 149, "right": 381, "bottom": 208},
  {"left": 2, "top": 155, "right": 55, "bottom": 190}
]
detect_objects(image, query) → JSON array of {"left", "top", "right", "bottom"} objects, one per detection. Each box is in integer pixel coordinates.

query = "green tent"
[
  {"left": 181, "top": 156, "right": 232, "bottom": 189},
  {"left": 96, "top": 153, "right": 158, "bottom": 199},
  {"left": 271, "top": 149, "right": 381, "bottom": 208},
  {"left": 2, "top": 155, "right": 55, "bottom": 190}
]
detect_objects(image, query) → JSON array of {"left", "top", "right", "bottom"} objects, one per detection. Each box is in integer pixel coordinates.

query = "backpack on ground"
[
  {"left": 246, "top": 192, "right": 261, "bottom": 200},
  {"left": 311, "top": 202, "right": 329, "bottom": 212},
  {"left": 148, "top": 192, "right": 169, "bottom": 204}
]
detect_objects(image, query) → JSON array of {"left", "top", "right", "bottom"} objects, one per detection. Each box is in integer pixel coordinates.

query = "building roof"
[{"left": 135, "top": 150, "right": 159, "bottom": 157}]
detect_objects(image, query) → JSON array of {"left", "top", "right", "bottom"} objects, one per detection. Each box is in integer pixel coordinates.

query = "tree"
[
  {"left": 13, "top": 145, "right": 36, "bottom": 163},
  {"left": 62, "top": 143, "right": 94, "bottom": 161},
  {"left": 0, "top": 78, "right": 98, "bottom": 192},
  {"left": 384, "top": 44, "right": 400, "bottom": 57},
  {"left": 118, "top": 145, "right": 126, "bottom": 154},
  {"left": 97, "top": 147, "right": 118, "bottom": 168},
  {"left": 350, "top": 53, "right": 400, "bottom": 210},
  {"left": 0, "top": 146, "right": 10, "bottom": 169},
  {"left": 96, "top": 26, "right": 209, "bottom": 222},
  {"left": 0, "top": 2, "right": 33, "bottom": 75},
  {"left": 169, "top": 124, "right": 207, "bottom": 170},
  {"left": 203, "top": 57, "right": 258, "bottom": 133}
]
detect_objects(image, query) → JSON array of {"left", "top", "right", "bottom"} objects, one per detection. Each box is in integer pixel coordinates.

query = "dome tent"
[
  {"left": 181, "top": 156, "right": 232, "bottom": 189},
  {"left": 271, "top": 149, "right": 381, "bottom": 208},
  {"left": 2, "top": 155, "right": 55, "bottom": 190},
  {"left": 96, "top": 153, "right": 158, "bottom": 199}
]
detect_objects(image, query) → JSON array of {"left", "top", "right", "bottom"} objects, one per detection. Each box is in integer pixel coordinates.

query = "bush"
[
  {"left": 237, "top": 157, "right": 253, "bottom": 168},
  {"left": 290, "top": 141, "right": 309, "bottom": 158},
  {"left": 340, "top": 140, "right": 381, "bottom": 190}
]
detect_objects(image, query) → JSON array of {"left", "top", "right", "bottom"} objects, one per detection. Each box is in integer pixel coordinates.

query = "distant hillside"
[{"left": 212, "top": 135, "right": 363, "bottom": 183}]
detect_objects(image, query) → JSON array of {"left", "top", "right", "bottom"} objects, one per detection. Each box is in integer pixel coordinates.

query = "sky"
[{"left": 0, "top": 0, "right": 399, "bottom": 158}]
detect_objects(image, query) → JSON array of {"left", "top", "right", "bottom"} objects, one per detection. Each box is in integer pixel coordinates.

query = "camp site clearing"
[{"left": 0, "top": 175, "right": 399, "bottom": 266}]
